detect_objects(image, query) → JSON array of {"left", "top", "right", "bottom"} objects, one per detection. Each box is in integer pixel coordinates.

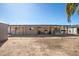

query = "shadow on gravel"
[
  {"left": 8, "top": 34, "right": 79, "bottom": 37},
  {"left": 0, "top": 39, "right": 8, "bottom": 47}
]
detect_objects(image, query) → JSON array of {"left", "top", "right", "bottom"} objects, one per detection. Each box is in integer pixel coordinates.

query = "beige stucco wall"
[{"left": 0, "top": 23, "right": 8, "bottom": 41}]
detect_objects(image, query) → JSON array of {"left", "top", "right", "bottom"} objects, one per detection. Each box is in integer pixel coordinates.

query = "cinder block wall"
[
  {"left": 0, "top": 23, "right": 8, "bottom": 41},
  {"left": 25, "top": 26, "right": 38, "bottom": 35}
]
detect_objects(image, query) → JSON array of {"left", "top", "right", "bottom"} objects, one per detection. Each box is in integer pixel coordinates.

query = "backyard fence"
[{"left": 8, "top": 25, "right": 68, "bottom": 36}]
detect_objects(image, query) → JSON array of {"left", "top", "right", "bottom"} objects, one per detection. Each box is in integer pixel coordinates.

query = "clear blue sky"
[{"left": 0, "top": 3, "right": 79, "bottom": 25}]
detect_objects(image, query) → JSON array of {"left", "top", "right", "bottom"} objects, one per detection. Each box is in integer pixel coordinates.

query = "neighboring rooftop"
[{"left": 0, "top": 20, "right": 8, "bottom": 24}]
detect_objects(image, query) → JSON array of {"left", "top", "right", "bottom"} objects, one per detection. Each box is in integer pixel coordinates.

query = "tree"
[{"left": 66, "top": 3, "right": 78, "bottom": 23}]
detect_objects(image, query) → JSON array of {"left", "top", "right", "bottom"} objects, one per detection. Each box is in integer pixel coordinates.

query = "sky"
[{"left": 0, "top": 3, "right": 79, "bottom": 25}]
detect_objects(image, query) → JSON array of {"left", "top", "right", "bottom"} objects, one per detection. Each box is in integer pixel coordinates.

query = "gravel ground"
[{"left": 0, "top": 36, "right": 79, "bottom": 56}]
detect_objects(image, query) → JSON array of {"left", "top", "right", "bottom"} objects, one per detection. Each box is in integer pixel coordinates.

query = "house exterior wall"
[
  {"left": 68, "top": 27, "right": 77, "bottom": 34},
  {"left": 0, "top": 23, "right": 8, "bottom": 41}
]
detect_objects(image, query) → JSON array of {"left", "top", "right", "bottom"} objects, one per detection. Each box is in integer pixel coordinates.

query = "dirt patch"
[{"left": 0, "top": 37, "right": 79, "bottom": 56}]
